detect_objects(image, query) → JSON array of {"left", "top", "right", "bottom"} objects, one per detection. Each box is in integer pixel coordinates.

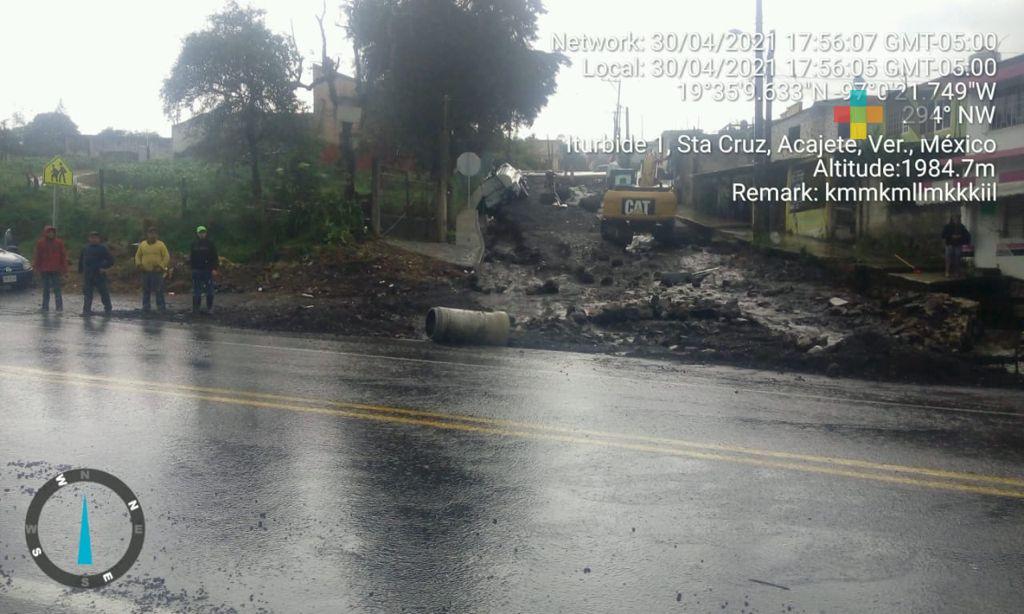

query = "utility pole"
[
  {"left": 764, "top": 30, "right": 776, "bottom": 233},
  {"left": 436, "top": 94, "right": 450, "bottom": 243},
  {"left": 752, "top": 0, "right": 767, "bottom": 236},
  {"left": 753, "top": 0, "right": 764, "bottom": 143},
  {"left": 613, "top": 80, "right": 622, "bottom": 144}
]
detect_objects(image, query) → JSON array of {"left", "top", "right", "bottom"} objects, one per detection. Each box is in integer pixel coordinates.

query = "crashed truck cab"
[
  {"left": 476, "top": 163, "right": 529, "bottom": 212},
  {"left": 598, "top": 167, "right": 677, "bottom": 245}
]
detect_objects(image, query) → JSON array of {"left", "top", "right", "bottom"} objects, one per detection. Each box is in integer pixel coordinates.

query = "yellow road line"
[
  {"left": 3, "top": 364, "right": 1023, "bottom": 491},
  {"left": 4, "top": 367, "right": 1024, "bottom": 499}
]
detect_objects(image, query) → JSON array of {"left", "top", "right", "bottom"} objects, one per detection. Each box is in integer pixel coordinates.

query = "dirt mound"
[
  {"left": 210, "top": 242, "right": 474, "bottom": 337},
  {"left": 816, "top": 329, "right": 990, "bottom": 383}
]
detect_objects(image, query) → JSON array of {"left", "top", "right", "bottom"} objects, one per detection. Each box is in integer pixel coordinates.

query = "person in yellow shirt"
[{"left": 135, "top": 226, "right": 170, "bottom": 312}]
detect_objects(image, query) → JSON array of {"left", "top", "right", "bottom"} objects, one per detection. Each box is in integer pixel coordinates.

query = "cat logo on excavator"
[{"left": 598, "top": 151, "right": 677, "bottom": 244}]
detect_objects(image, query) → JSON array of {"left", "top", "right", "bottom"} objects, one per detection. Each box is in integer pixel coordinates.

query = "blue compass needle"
[{"left": 77, "top": 495, "right": 93, "bottom": 566}]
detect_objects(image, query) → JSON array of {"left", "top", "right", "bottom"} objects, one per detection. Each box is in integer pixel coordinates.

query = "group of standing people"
[{"left": 32, "top": 225, "right": 220, "bottom": 315}]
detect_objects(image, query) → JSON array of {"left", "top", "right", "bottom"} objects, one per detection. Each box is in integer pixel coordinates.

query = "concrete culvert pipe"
[{"left": 426, "top": 307, "right": 510, "bottom": 346}]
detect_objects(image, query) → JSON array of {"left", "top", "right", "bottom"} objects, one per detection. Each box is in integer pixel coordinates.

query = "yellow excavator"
[{"left": 598, "top": 150, "right": 677, "bottom": 244}]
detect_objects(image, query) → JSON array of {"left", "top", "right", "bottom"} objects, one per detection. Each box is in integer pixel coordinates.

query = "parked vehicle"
[{"left": 0, "top": 247, "right": 33, "bottom": 289}]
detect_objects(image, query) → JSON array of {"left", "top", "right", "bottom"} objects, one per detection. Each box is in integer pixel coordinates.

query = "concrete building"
[
  {"left": 311, "top": 65, "right": 362, "bottom": 147},
  {"left": 171, "top": 65, "right": 362, "bottom": 158},
  {"left": 66, "top": 132, "right": 173, "bottom": 161},
  {"left": 671, "top": 124, "right": 756, "bottom": 224},
  {"left": 769, "top": 100, "right": 850, "bottom": 240},
  {"left": 171, "top": 114, "right": 207, "bottom": 156},
  {"left": 956, "top": 53, "right": 1024, "bottom": 280}
]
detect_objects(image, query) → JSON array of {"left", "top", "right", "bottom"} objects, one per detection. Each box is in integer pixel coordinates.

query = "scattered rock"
[
  {"left": 763, "top": 285, "right": 793, "bottom": 297},
  {"left": 794, "top": 335, "right": 816, "bottom": 351},
  {"left": 574, "top": 266, "right": 595, "bottom": 284},
  {"left": 626, "top": 234, "right": 654, "bottom": 254},
  {"left": 526, "top": 279, "right": 560, "bottom": 295},
  {"left": 660, "top": 271, "right": 693, "bottom": 287}
]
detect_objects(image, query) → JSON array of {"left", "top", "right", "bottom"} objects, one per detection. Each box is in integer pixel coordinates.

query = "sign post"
[
  {"left": 43, "top": 156, "right": 74, "bottom": 227},
  {"left": 455, "top": 152, "right": 481, "bottom": 212}
]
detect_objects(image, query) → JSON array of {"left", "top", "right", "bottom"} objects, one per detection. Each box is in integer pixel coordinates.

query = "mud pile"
[
  {"left": 884, "top": 292, "right": 979, "bottom": 352},
  {"left": 471, "top": 175, "right": 1013, "bottom": 385}
]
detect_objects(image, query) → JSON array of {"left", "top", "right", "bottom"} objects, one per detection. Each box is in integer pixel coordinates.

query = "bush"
[{"left": 0, "top": 154, "right": 367, "bottom": 263}]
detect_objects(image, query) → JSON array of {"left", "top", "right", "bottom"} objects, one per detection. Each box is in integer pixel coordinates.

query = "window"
[
  {"left": 787, "top": 125, "right": 800, "bottom": 141},
  {"left": 919, "top": 95, "right": 952, "bottom": 135},
  {"left": 991, "top": 82, "right": 1024, "bottom": 130},
  {"left": 885, "top": 102, "right": 906, "bottom": 136}
]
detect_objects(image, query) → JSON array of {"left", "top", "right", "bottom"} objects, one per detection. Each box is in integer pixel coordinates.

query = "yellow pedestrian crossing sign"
[{"left": 43, "top": 156, "right": 73, "bottom": 187}]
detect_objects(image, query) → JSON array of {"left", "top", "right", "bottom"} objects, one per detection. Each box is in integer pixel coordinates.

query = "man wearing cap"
[{"left": 189, "top": 225, "right": 219, "bottom": 314}]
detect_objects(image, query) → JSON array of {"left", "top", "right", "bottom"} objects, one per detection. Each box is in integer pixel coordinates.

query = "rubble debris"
[
  {"left": 579, "top": 194, "right": 603, "bottom": 212},
  {"left": 763, "top": 285, "right": 793, "bottom": 297},
  {"left": 660, "top": 267, "right": 720, "bottom": 288},
  {"left": 626, "top": 234, "right": 655, "bottom": 254},
  {"left": 539, "top": 192, "right": 560, "bottom": 206},
  {"left": 470, "top": 173, "right": 1015, "bottom": 385},
  {"left": 526, "top": 279, "right": 560, "bottom": 295},
  {"left": 885, "top": 292, "right": 978, "bottom": 351},
  {"left": 574, "top": 266, "right": 595, "bottom": 284}
]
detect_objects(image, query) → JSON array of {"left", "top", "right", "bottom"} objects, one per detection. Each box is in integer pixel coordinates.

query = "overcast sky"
[{"left": 1, "top": 0, "right": 1021, "bottom": 140}]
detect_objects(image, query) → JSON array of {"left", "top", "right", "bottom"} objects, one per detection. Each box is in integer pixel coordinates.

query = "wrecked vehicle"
[{"left": 476, "top": 163, "right": 529, "bottom": 212}]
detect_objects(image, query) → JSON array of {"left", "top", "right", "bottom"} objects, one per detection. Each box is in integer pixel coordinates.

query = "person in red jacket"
[{"left": 33, "top": 225, "right": 68, "bottom": 311}]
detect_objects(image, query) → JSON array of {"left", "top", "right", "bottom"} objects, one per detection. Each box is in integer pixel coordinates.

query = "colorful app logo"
[
  {"left": 834, "top": 89, "right": 883, "bottom": 140},
  {"left": 25, "top": 468, "right": 145, "bottom": 589}
]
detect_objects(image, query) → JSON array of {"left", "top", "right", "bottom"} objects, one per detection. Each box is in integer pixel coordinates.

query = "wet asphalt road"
[{"left": 0, "top": 293, "right": 1023, "bottom": 613}]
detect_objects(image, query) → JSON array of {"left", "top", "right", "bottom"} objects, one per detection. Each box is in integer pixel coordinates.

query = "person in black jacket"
[
  {"left": 78, "top": 231, "right": 114, "bottom": 315},
  {"left": 941, "top": 214, "right": 971, "bottom": 278},
  {"left": 189, "top": 225, "right": 219, "bottom": 313}
]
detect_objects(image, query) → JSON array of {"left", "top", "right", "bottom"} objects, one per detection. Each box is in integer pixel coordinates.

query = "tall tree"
[
  {"left": 22, "top": 109, "right": 79, "bottom": 156},
  {"left": 162, "top": 2, "right": 303, "bottom": 202},
  {"left": 344, "top": 0, "right": 566, "bottom": 171},
  {"left": 0, "top": 120, "right": 12, "bottom": 161}
]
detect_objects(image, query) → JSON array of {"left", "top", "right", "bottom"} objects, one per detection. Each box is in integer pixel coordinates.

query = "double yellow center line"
[{"left": 2, "top": 364, "right": 1023, "bottom": 499}]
